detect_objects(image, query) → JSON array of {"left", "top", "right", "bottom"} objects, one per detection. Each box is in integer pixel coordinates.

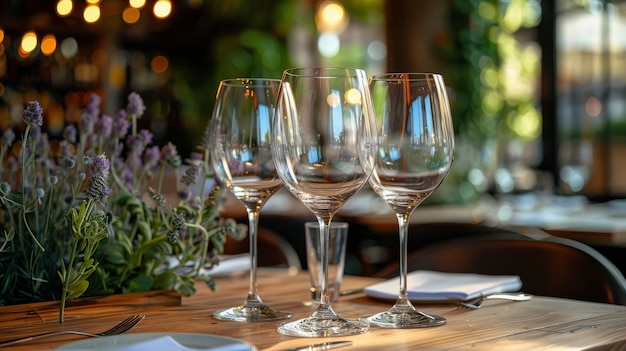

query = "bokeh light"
[
  {"left": 344, "top": 88, "right": 361, "bottom": 105},
  {"left": 60, "top": 37, "right": 78, "bottom": 58},
  {"left": 41, "top": 34, "right": 57, "bottom": 56},
  {"left": 83, "top": 4, "right": 101, "bottom": 23},
  {"left": 150, "top": 55, "right": 169, "bottom": 73},
  {"left": 153, "top": 0, "right": 172, "bottom": 19},
  {"left": 130, "top": 0, "right": 146, "bottom": 8},
  {"left": 123, "top": 7, "right": 141, "bottom": 24},
  {"left": 318, "top": 32, "right": 340, "bottom": 57},
  {"left": 20, "top": 31, "right": 38, "bottom": 54},
  {"left": 56, "top": 0, "right": 73, "bottom": 17},
  {"left": 316, "top": 1, "right": 347, "bottom": 32}
]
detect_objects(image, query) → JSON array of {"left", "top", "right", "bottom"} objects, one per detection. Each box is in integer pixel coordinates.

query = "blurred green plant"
[{"left": 431, "top": 0, "right": 542, "bottom": 204}]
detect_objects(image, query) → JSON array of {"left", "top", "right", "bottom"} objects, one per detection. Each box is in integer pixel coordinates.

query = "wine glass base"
[
  {"left": 278, "top": 316, "right": 369, "bottom": 337},
  {"left": 362, "top": 310, "right": 446, "bottom": 329},
  {"left": 213, "top": 303, "right": 292, "bottom": 322}
]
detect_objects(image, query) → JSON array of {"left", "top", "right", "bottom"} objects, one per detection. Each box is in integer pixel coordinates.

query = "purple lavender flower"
[
  {"left": 80, "top": 111, "right": 97, "bottom": 134},
  {"left": 86, "top": 153, "right": 111, "bottom": 205},
  {"left": 97, "top": 114, "right": 114, "bottom": 138},
  {"left": 228, "top": 159, "right": 245, "bottom": 176},
  {"left": 2, "top": 129, "right": 15, "bottom": 147},
  {"left": 126, "top": 92, "right": 146, "bottom": 117},
  {"left": 87, "top": 93, "right": 101, "bottom": 116},
  {"left": 23, "top": 101, "right": 44, "bottom": 127},
  {"left": 160, "top": 142, "right": 181, "bottom": 168},
  {"left": 138, "top": 129, "right": 153, "bottom": 146},
  {"left": 181, "top": 164, "right": 200, "bottom": 186},
  {"left": 63, "top": 124, "right": 77, "bottom": 144},
  {"left": 142, "top": 145, "right": 161, "bottom": 170},
  {"left": 112, "top": 115, "right": 130, "bottom": 139}
]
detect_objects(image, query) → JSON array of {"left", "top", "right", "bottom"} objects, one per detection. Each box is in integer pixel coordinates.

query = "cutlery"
[
  {"left": 0, "top": 314, "right": 145, "bottom": 347},
  {"left": 339, "top": 288, "right": 364, "bottom": 296},
  {"left": 457, "top": 292, "right": 533, "bottom": 310},
  {"left": 283, "top": 340, "right": 353, "bottom": 351}
]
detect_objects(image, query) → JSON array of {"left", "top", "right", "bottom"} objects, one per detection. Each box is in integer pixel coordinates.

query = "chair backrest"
[
  {"left": 377, "top": 227, "right": 626, "bottom": 305},
  {"left": 223, "top": 227, "right": 302, "bottom": 269}
]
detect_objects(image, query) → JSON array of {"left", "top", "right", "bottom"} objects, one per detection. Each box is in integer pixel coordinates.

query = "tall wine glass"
[
  {"left": 272, "top": 67, "right": 377, "bottom": 337},
  {"left": 364, "top": 73, "right": 455, "bottom": 328},
  {"left": 559, "top": 139, "right": 593, "bottom": 194},
  {"left": 209, "top": 78, "right": 292, "bottom": 322}
]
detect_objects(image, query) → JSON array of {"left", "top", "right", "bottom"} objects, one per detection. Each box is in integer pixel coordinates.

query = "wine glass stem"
[
  {"left": 396, "top": 212, "right": 411, "bottom": 306},
  {"left": 246, "top": 209, "right": 261, "bottom": 302},
  {"left": 317, "top": 218, "right": 332, "bottom": 307}
]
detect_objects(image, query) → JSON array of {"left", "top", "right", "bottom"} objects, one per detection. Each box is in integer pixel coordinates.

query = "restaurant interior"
[{"left": 3, "top": 0, "right": 626, "bottom": 305}]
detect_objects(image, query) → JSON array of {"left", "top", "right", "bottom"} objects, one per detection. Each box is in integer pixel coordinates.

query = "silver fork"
[
  {"left": 456, "top": 292, "right": 533, "bottom": 310},
  {"left": 0, "top": 314, "right": 145, "bottom": 348}
]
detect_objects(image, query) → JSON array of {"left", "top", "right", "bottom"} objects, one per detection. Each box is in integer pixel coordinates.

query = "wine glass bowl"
[
  {"left": 365, "top": 73, "right": 455, "bottom": 328},
  {"left": 272, "top": 67, "right": 376, "bottom": 337},
  {"left": 209, "top": 78, "right": 292, "bottom": 322}
]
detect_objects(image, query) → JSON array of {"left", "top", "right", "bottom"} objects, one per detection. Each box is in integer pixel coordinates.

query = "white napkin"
[
  {"left": 77, "top": 335, "right": 254, "bottom": 351},
  {"left": 166, "top": 254, "right": 249, "bottom": 277},
  {"left": 364, "top": 270, "right": 522, "bottom": 302}
]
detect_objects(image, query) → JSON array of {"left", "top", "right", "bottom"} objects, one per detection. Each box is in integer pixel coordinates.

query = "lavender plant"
[{"left": 0, "top": 94, "right": 245, "bottom": 321}]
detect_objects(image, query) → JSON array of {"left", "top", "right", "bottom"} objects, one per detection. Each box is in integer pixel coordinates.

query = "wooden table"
[{"left": 2, "top": 269, "right": 626, "bottom": 350}]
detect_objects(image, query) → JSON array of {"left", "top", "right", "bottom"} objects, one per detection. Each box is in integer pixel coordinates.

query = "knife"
[{"left": 283, "top": 340, "right": 353, "bottom": 351}]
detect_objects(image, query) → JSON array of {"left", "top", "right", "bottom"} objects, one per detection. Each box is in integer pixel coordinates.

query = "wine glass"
[
  {"left": 364, "top": 73, "right": 455, "bottom": 328},
  {"left": 209, "top": 78, "right": 292, "bottom": 322},
  {"left": 271, "top": 67, "right": 377, "bottom": 337},
  {"left": 559, "top": 139, "right": 593, "bottom": 194}
]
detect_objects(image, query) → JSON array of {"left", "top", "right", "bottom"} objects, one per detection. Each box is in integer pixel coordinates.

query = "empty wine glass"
[
  {"left": 364, "top": 73, "right": 455, "bottom": 328},
  {"left": 559, "top": 139, "right": 593, "bottom": 194},
  {"left": 272, "top": 67, "right": 377, "bottom": 337},
  {"left": 209, "top": 78, "right": 292, "bottom": 322}
]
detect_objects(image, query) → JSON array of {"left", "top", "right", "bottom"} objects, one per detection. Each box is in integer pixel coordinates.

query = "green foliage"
[{"left": 0, "top": 95, "right": 246, "bottom": 323}]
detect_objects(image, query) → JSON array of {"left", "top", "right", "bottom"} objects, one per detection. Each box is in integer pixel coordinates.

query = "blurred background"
[{"left": 3, "top": 0, "right": 626, "bottom": 275}]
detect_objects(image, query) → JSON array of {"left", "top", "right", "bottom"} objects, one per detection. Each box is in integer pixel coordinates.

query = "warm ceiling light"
[
  {"left": 123, "top": 7, "right": 141, "bottom": 24},
  {"left": 86, "top": 0, "right": 101, "bottom": 3},
  {"left": 20, "top": 31, "right": 38, "bottom": 54},
  {"left": 129, "top": 0, "right": 146, "bottom": 9},
  {"left": 41, "top": 34, "right": 57, "bottom": 56},
  {"left": 83, "top": 4, "right": 101, "bottom": 23},
  {"left": 316, "top": 1, "right": 348, "bottom": 33},
  {"left": 0, "top": 29, "right": 4, "bottom": 43},
  {"left": 153, "top": 0, "right": 172, "bottom": 19},
  {"left": 56, "top": 0, "right": 73, "bottom": 17}
]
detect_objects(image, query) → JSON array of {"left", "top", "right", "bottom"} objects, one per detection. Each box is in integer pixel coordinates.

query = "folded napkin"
[
  {"left": 364, "top": 270, "right": 522, "bottom": 302},
  {"left": 166, "top": 254, "right": 249, "bottom": 277},
  {"left": 60, "top": 334, "right": 255, "bottom": 351}
]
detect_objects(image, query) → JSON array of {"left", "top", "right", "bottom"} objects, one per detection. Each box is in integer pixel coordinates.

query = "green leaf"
[
  {"left": 153, "top": 271, "right": 177, "bottom": 290},
  {"left": 67, "top": 280, "right": 89, "bottom": 299},
  {"left": 125, "top": 274, "right": 154, "bottom": 293}
]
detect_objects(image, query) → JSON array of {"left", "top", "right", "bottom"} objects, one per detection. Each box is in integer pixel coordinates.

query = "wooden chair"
[
  {"left": 376, "top": 224, "right": 626, "bottom": 305},
  {"left": 224, "top": 227, "right": 302, "bottom": 270}
]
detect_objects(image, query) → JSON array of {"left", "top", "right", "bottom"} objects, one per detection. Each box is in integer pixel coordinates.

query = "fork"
[
  {"left": 0, "top": 314, "right": 145, "bottom": 348},
  {"left": 456, "top": 292, "right": 533, "bottom": 310}
]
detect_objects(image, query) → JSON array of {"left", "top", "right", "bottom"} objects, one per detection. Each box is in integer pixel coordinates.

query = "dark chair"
[
  {"left": 376, "top": 224, "right": 626, "bottom": 305},
  {"left": 224, "top": 227, "right": 302, "bottom": 269}
]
